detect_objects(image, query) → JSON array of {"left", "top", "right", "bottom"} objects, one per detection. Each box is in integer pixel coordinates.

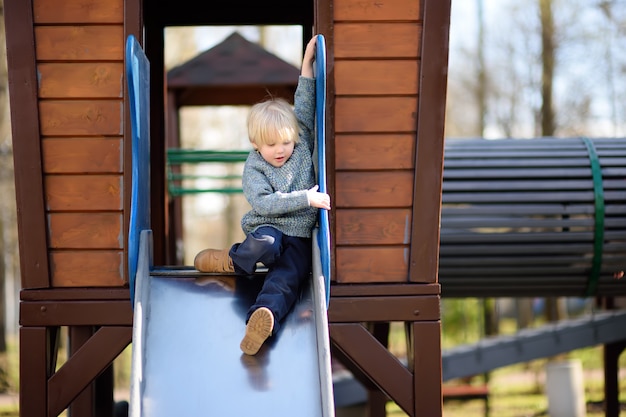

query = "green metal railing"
[{"left": 167, "top": 149, "right": 248, "bottom": 196}]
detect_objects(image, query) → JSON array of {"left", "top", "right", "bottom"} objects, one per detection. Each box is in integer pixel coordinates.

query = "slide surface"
[
  {"left": 130, "top": 232, "right": 333, "bottom": 417},
  {"left": 126, "top": 35, "right": 334, "bottom": 417}
]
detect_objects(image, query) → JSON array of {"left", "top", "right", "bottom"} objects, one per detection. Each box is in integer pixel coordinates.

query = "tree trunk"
[{"left": 539, "top": 0, "right": 556, "bottom": 136}]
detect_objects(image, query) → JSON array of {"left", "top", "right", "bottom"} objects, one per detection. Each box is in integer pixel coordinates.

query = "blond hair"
[{"left": 247, "top": 98, "right": 300, "bottom": 146}]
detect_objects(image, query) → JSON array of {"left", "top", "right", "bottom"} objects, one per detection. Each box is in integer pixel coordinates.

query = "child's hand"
[
  {"left": 307, "top": 185, "right": 331, "bottom": 210},
  {"left": 301, "top": 36, "right": 317, "bottom": 78}
]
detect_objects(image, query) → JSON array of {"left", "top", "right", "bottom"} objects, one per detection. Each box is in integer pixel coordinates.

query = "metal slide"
[
  {"left": 129, "top": 229, "right": 334, "bottom": 417},
  {"left": 126, "top": 33, "right": 334, "bottom": 417}
]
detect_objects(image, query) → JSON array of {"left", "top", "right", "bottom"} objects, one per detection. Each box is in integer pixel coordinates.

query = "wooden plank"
[
  {"left": 38, "top": 63, "right": 124, "bottom": 98},
  {"left": 42, "top": 138, "right": 123, "bottom": 174},
  {"left": 329, "top": 295, "right": 439, "bottom": 322},
  {"left": 443, "top": 179, "right": 593, "bottom": 192},
  {"left": 440, "top": 242, "right": 604, "bottom": 255},
  {"left": 336, "top": 208, "right": 412, "bottom": 245},
  {"left": 410, "top": 0, "right": 451, "bottom": 285},
  {"left": 330, "top": 283, "right": 440, "bottom": 297},
  {"left": 336, "top": 246, "right": 409, "bottom": 283},
  {"left": 49, "top": 251, "right": 124, "bottom": 286},
  {"left": 443, "top": 157, "right": 591, "bottom": 167},
  {"left": 335, "top": 97, "right": 417, "bottom": 132},
  {"left": 45, "top": 175, "right": 122, "bottom": 211},
  {"left": 335, "top": 134, "right": 415, "bottom": 170},
  {"left": 5, "top": 0, "right": 51, "bottom": 289},
  {"left": 333, "top": 0, "right": 420, "bottom": 21},
  {"left": 445, "top": 138, "right": 585, "bottom": 149},
  {"left": 441, "top": 216, "right": 593, "bottom": 229},
  {"left": 443, "top": 191, "right": 594, "bottom": 204},
  {"left": 35, "top": 26, "right": 124, "bottom": 61},
  {"left": 68, "top": 327, "right": 96, "bottom": 417},
  {"left": 336, "top": 171, "right": 414, "bottom": 207},
  {"left": 33, "top": 0, "right": 123, "bottom": 23},
  {"left": 441, "top": 203, "right": 595, "bottom": 216},
  {"left": 445, "top": 149, "right": 589, "bottom": 158},
  {"left": 412, "top": 321, "right": 442, "bottom": 416},
  {"left": 335, "top": 60, "right": 419, "bottom": 95},
  {"left": 21, "top": 288, "right": 130, "bottom": 301},
  {"left": 19, "top": 328, "right": 48, "bottom": 417},
  {"left": 48, "top": 212, "right": 123, "bottom": 249},
  {"left": 443, "top": 167, "right": 593, "bottom": 179},
  {"left": 440, "top": 255, "right": 588, "bottom": 267},
  {"left": 20, "top": 300, "right": 132, "bottom": 325},
  {"left": 605, "top": 179, "right": 626, "bottom": 189},
  {"left": 334, "top": 23, "right": 421, "bottom": 58},
  {"left": 39, "top": 100, "right": 123, "bottom": 136},
  {"left": 440, "top": 228, "right": 597, "bottom": 244}
]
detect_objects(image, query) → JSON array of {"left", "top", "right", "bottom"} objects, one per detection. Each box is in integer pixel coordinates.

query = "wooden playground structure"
[
  {"left": 5, "top": 0, "right": 625, "bottom": 416},
  {"left": 6, "top": 0, "right": 449, "bottom": 416}
]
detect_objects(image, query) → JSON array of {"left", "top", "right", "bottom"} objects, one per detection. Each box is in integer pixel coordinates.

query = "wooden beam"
[
  {"left": 48, "top": 326, "right": 132, "bottom": 417},
  {"left": 409, "top": 0, "right": 451, "bottom": 283},
  {"left": 20, "top": 301, "right": 133, "bottom": 326},
  {"left": 20, "top": 327, "right": 48, "bottom": 417},
  {"left": 329, "top": 295, "right": 439, "bottom": 322},
  {"left": 330, "top": 323, "right": 413, "bottom": 414},
  {"left": 5, "top": 0, "right": 50, "bottom": 289}
]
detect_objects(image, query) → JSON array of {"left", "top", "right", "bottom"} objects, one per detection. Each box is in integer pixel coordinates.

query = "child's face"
[{"left": 255, "top": 140, "right": 295, "bottom": 168}]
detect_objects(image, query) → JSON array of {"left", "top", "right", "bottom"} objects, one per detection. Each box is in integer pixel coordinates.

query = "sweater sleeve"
[
  {"left": 243, "top": 162, "right": 310, "bottom": 216},
  {"left": 294, "top": 76, "right": 316, "bottom": 154}
]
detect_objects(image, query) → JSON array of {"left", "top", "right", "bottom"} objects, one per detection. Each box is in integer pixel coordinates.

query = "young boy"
[{"left": 194, "top": 36, "right": 330, "bottom": 356}]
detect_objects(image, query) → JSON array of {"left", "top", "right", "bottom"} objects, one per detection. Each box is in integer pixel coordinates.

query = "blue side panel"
[
  {"left": 315, "top": 34, "right": 331, "bottom": 307},
  {"left": 126, "top": 35, "right": 151, "bottom": 304}
]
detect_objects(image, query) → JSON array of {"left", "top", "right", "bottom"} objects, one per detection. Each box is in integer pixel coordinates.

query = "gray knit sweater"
[{"left": 240, "top": 76, "right": 318, "bottom": 238}]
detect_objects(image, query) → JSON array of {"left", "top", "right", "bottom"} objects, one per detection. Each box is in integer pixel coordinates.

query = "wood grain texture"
[
  {"left": 50, "top": 251, "right": 123, "bottom": 286},
  {"left": 33, "top": 0, "right": 123, "bottom": 23},
  {"left": 334, "top": 23, "right": 420, "bottom": 58},
  {"left": 335, "top": 171, "right": 414, "bottom": 207},
  {"left": 335, "top": 134, "right": 415, "bottom": 170},
  {"left": 336, "top": 208, "right": 412, "bottom": 245},
  {"left": 39, "top": 100, "right": 123, "bottom": 136},
  {"left": 35, "top": 26, "right": 124, "bottom": 61},
  {"left": 48, "top": 212, "right": 123, "bottom": 249},
  {"left": 335, "top": 60, "right": 419, "bottom": 95},
  {"left": 42, "top": 138, "right": 122, "bottom": 174},
  {"left": 45, "top": 175, "right": 122, "bottom": 211},
  {"left": 336, "top": 246, "right": 409, "bottom": 283},
  {"left": 333, "top": 0, "right": 420, "bottom": 21},
  {"left": 38, "top": 63, "right": 124, "bottom": 98},
  {"left": 335, "top": 97, "right": 417, "bottom": 133}
]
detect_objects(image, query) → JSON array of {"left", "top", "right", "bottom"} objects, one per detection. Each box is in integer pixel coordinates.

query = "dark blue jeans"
[{"left": 229, "top": 226, "right": 312, "bottom": 334}]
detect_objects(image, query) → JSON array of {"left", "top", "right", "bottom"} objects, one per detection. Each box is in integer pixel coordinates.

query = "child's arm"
[
  {"left": 294, "top": 36, "right": 318, "bottom": 153},
  {"left": 301, "top": 36, "right": 316, "bottom": 78},
  {"left": 243, "top": 163, "right": 311, "bottom": 216}
]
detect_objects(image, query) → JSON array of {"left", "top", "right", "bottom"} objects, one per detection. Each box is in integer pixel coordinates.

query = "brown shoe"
[
  {"left": 240, "top": 307, "right": 274, "bottom": 355},
  {"left": 194, "top": 249, "right": 234, "bottom": 273}
]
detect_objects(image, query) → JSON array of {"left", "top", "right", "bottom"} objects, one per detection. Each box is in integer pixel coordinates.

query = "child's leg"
[
  {"left": 229, "top": 226, "right": 282, "bottom": 275},
  {"left": 247, "top": 235, "right": 312, "bottom": 334}
]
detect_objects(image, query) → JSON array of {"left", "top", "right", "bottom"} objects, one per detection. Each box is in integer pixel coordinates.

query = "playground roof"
[{"left": 167, "top": 31, "right": 300, "bottom": 106}]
